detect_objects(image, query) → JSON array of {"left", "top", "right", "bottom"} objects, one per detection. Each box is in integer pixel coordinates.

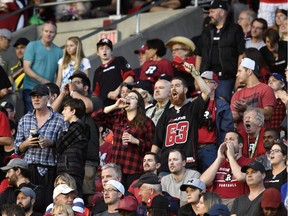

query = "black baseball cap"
[
  {"left": 132, "top": 173, "right": 160, "bottom": 188},
  {"left": 97, "top": 38, "right": 113, "bottom": 50},
  {"left": 29, "top": 84, "right": 50, "bottom": 96},
  {"left": 241, "top": 161, "right": 265, "bottom": 173},
  {"left": 147, "top": 195, "right": 170, "bottom": 209},
  {"left": 209, "top": 0, "right": 228, "bottom": 11},
  {"left": 13, "top": 37, "right": 30, "bottom": 47},
  {"left": 128, "top": 80, "right": 153, "bottom": 95}
]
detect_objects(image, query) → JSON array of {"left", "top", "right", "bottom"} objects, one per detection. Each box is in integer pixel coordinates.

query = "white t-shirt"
[{"left": 58, "top": 57, "right": 91, "bottom": 87}]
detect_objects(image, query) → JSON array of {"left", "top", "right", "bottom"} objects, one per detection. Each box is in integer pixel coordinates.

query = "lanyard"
[{"left": 248, "top": 133, "right": 260, "bottom": 159}]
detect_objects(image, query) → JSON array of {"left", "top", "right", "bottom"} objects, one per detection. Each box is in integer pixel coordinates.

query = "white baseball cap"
[
  {"left": 240, "top": 57, "right": 255, "bottom": 70},
  {"left": 53, "top": 184, "right": 75, "bottom": 199},
  {"left": 106, "top": 180, "right": 125, "bottom": 195}
]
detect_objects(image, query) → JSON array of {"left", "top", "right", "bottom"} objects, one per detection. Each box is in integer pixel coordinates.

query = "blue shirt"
[{"left": 15, "top": 107, "right": 66, "bottom": 166}]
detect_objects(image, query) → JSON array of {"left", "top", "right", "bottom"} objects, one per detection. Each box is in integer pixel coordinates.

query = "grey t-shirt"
[{"left": 95, "top": 210, "right": 118, "bottom": 216}]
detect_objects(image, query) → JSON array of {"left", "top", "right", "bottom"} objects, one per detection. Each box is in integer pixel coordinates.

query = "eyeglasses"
[
  {"left": 269, "top": 149, "right": 282, "bottom": 154},
  {"left": 102, "top": 188, "right": 118, "bottom": 193},
  {"left": 171, "top": 48, "right": 186, "bottom": 52},
  {"left": 125, "top": 96, "right": 138, "bottom": 100}
]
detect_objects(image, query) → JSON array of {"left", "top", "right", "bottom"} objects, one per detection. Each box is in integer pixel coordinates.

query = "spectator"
[
  {"left": 98, "top": 125, "right": 113, "bottom": 171},
  {"left": 23, "top": 21, "right": 63, "bottom": 114},
  {"left": 245, "top": 18, "right": 267, "bottom": 50},
  {"left": 161, "top": 149, "right": 200, "bottom": 206},
  {"left": 0, "top": 29, "right": 12, "bottom": 98},
  {"left": 133, "top": 44, "right": 149, "bottom": 81},
  {"left": 260, "top": 28, "right": 288, "bottom": 77},
  {"left": 0, "top": 101, "right": 16, "bottom": 124},
  {"left": 206, "top": 203, "right": 230, "bottom": 216},
  {"left": 115, "top": 195, "right": 138, "bottom": 216},
  {"left": 16, "top": 187, "right": 42, "bottom": 216},
  {"left": 197, "top": 71, "right": 234, "bottom": 173},
  {"left": 56, "top": 36, "right": 90, "bottom": 88},
  {"left": 231, "top": 57, "right": 276, "bottom": 130},
  {"left": 119, "top": 83, "right": 131, "bottom": 99},
  {"left": 200, "top": 131, "right": 252, "bottom": 209},
  {"left": 178, "top": 178, "right": 206, "bottom": 216},
  {"left": 273, "top": 9, "right": 287, "bottom": 32},
  {"left": 166, "top": 36, "right": 196, "bottom": 95},
  {"left": 195, "top": 0, "right": 245, "bottom": 102},
  {"left": 140, "top": 38, "right": 174, "bottom": 83},
  {"left": 97, "top": 180, "right": 125, "bottom": 216},
  {"left": 0, "top": 158, "right": 46, "bottom": 213},
  {"left": 149, "top": 0, "right": 189, "bottom": 12},
  {"left": 0, "top": 107, "right": 12, "bottom": 168},
  {"left": 55, "top": 0, "right": 88, "bottom": 21},
  {"left": 93, "top": 90, "right": 155, "bottom": 189},
  {"left": 56, "top": 98, "right": 89, "bottom": 197},
  {"left": 260, "top": 188, "right": 287, "bottom": 216},
  {"left": 264, "top": 141, "right": 287, "bottom": 190},
  {"left": 237, "top": 9, "right": 256, "bottom": 40},
  {"left": 1, "top": 203, "right": 25, "bottom": 216},
  {"left": 146, "top": 194, "right": 170, "bottom": 216},
  {"left": 231, "top": 161, "right": 266, "bottom": 216},
  {"left": 268, "top": 73, "right": 286, "bottom": 130},
  {"left": 279, "top": 17, "right": 288, "bottom": 41},
  {"left": 255, "top": 128, "right": 280, "bottom": 170},
  {"left": 9, "top": 37, "right": 30, "bottom": 91},
  {"left": 44, "top": 83, "right": 60, "bottom": 105},
  {"left": 151, "top": 64, "right": 210, "bottom": 174},
  {"left": 196, "top": 192, "right": 222, "bottom": 216},
  {"left": 146, "top": 78, "right": 171, "bottom": 125},
  {"left": 51, "top": 204, "right": 74, "bottom": 216},
  {"left": 14, "top": 84, "right": 66, "bottom": 206},
  {"left": 92, "top": 38, "right": 134, "bottom": 107}
]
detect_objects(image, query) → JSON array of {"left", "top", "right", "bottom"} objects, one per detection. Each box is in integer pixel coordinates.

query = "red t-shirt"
[{"left": 0, "top": 112, "right": 11, "bottom": 137}]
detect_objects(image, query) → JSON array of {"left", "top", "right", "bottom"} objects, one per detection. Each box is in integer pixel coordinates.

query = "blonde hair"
[
  {"left": 54, "top": 173, "right": 77, "bottom": 190},
  {"left": 62, "top": 36, "right": 85, "bottom": 71},
  {"left": 51, "top": 204, "right": 74, "bottom": 216}
]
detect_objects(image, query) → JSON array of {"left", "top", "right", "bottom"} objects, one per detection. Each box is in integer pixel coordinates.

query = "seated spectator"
[
  {"left": 115, "top": 195, "right": 138, "bottom": 216},
  {"left": 146, "top": 194, "right": 170, "bottom": 216},
  {"left": 196, "top": 192, "right": 222, "bottom": 216},
  {"left": 237, "top": 9, "right": 256, "bottom": 40},
  {"left": 161, "top": 149, "right": 200, "bottom": 206},
  {"left": 264, "top": 141, "right": 287, "bottom": 191},
  {"left": 55, "top": 0, "right": 89, "bottom": 21},
  {"left": 280, "top": 18, "right": 288, "bottom": 41},
  {"left": 16, "top": 187, "right": 42, "bottom": 216},
  {"left": 178, "top": 178, "right": 206, "bottom": 216},
  {"left": 1, "top": 203, "right": 25, "bottom": 216},
  {"left": 45, "top": 83, "right": 60, "bottom": 106},
  {"left": 51, "top": 204, "right": 74, "bottom": 216},
  {"left": 29, "top": 0, "right": 56, "bottom": 25},
  {"left": 260, "top": 187, "right": 287, "bottom": 216},
  {"left": 1, "top": 101, "right": 17, "bottom": 124},
  {"left": 119, "top": 82, "right": 131, "bottom": 99},
  {"left": 206, "top": 203, "right": 230, "bottom": 216},
  {"left": 90, "top": 0, "right": 116, "bottom": 18},
  {"left": 133, "top": 44, "right": 149, "bottom": 81},
  {"left": 245, "top": 18, "right": 267, "bottom": 50},
  {"left": 149, "top": 0, "right": 190, "bottom": 12},
  {"left": 273, "top": 9, "right": 287, "bottom": 32}
]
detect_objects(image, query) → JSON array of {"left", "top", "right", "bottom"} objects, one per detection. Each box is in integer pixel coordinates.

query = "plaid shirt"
[
  {"left": 94, "top": 111, "right": 155, "bottom": 174},
  {"left": 270, "top": 98, "right": 286, "bottom": 129},
  {"left": 15, "top": 107, "right": 66, "bottom": 166}
]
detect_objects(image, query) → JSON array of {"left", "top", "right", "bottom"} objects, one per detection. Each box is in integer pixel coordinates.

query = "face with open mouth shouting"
[
  {"left": 170, "top": 79, "right": 187, "bottom": 107},
  {"left": 243, "top": 110, "right": 262, "bottom": 135},
  {"left": 97, "top": 45, "right": 113, "bottom": 62},
  {"left": 268, "top": 144, "right": 286, "bottom": 166},
  {"left": 124, "top": 93, "right": 139, "bottom": 111}
]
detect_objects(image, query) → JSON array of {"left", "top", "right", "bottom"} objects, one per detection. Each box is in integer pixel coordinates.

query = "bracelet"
[{"left": 70, "top": 90, "right": 74, "bottom": 96}]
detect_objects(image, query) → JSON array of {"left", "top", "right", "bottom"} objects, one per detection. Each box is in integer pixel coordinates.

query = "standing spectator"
[
  {"left": 56, "top": 98, "right": 89, "bottom": 197},
  {"left": 93, "top": 38, "right": 134, "bottom": 107},
  {"left": 151, "top": 63, "right": 210, "bottom": 174},
  {"left": 140, "top": 38, "right": 174, "bottom": 83},
  {"left": 231, "top": 57, "right": 276, "bottom": 130},
  {"left": 200, "top": 131, "right": 252, "bottom": 210},
  {"left": 9, "top": 37, "right": 30, "bottom": 91},
  {"left": 195, "top": 0, "right": 245, "bottom": 102},
  {"left": 0, "top": 29, "right": 12, "bottom": 98},
  {"left": 264, "top": 141, "right": 287, "bottom": 191},
  {"left": 14, "top": 84, "right": 66, "bottom": 206},
  {"left": 56, "top": 36, "right": 90, "bottom": 88},
  {"left": 23, "top": 21, "right": 63, "bottom": 114},
  {"left": 237, "top": 9, "right": 256, "bottom": 40},
  {"left": 133, "top": 44, "right": 149, "bottom": 81},
  {"left": 93, "top": 90, "right": 155, "bottom": 189},
  {"left": 260, "top": 188, "right": 287, "bottom": 216},
  {"left": 45, "top": 83, "right": 60, "bottom": 105},
  {"left": 196, "top": 192, "right": 223, "bottom": 216},
  {"left": 231, "top": 161, "right": 266, "bottom": 216},
  {"left": 260, "top": 28, "right": 288, "bottom": 77},
  {"left": 16, "top": 187, "right": 42, "bottom": 216},
  {"left": 273, "top": 9, "right": 287, "bottom": 32},
  {"left": 161, "top": 149, "right": 200, "bottom": 206},
  {"left": 245, "top": 18, "right": 267, "bottom": 50},
  {"left": 280, "top": 18, "right": 288, "bottom": 41},
  {"left": 178, "top": 178, "right": 206, "bottom": 216}
]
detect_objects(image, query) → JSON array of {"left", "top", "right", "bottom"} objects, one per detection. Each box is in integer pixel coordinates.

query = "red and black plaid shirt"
[
  {"left": 94, "top": 111, "right": 155, "bottom": 174},
  {"left": 270, "top": 98, "right": 286, "bottom": 129}
]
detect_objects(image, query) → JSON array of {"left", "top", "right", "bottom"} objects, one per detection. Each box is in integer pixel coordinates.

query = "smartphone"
[{"left": 31, "top": 133, "right": 39, "bottom": 138}]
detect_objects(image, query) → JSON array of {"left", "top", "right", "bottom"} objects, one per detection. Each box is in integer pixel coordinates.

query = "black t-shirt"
[
  {"left": 209, "top": 28, "right": 222, "bottom": 73},
  {"left": 264, "top": 168, "right": 287, "bottom": 191},
  {"left": 0, "top": 65, "right": 12, "bottom": 90}
]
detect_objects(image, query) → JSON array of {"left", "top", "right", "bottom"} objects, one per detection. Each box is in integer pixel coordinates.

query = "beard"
[
  {"left": 19, "top": 202, "right": 32, "bottom": 212},
  {"left": 170, "top": 91, "right": 186, "bottom": 106}
]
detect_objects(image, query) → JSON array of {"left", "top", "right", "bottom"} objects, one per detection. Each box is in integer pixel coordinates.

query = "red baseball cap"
[{"left": 134, "top": 44, "right": 147, "bottom": 54}]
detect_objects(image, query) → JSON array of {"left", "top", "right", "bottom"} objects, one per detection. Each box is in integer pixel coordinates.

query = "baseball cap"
[
  {"left": 201, "top": 71, "right": 219, "bottom": 83},
  {"left": 29, "top": 84, "right": 50, "bottom": 96},
  {"left": 241, "top": 161, "right": 265, "bottom": 173},
  {"left": 0, "top": 158, "right": 28, "bottom": 171},
  {"left": 129, "top": 80, "right": 153, "bottom": 95},
  {"left": 115, "top": 195, "right": 138, "bottom": 212},
  {"left": 166, "top": 36, "right": 196, "bottom": 52},
  {"left": 3, "top": 154, "right": 23, "bottom": 165},
  {"left": 180, "top": 178, "right": 206, "bottom": 192},
  {"left": 13, "top": 37, "right": 30, "bottom": 47},
  {"left": 147, "top": 195, "right": 170, "bottom": 209},
  {"left": 69, "top": 72, "right": 91, "bottom": 89},
  {"left": 209, "top": 0, "right": 228, "bottom": 11},
  {"left": 53, "top": 184, "right": 76, "bottom": 199},
  {"left": 261, "top": 188, "right": 282, "bottom": 209},
  {"left": 0, "top": 29, "right": 12, "bottom": 40},
  {"left": 134, "top": 44, "right": 147, "bottom": 54},
  {"left": 106, "top": 180, "right": 125, "bottom": 195},
  {"left": 132, "top": 173, "right": 160, "bottom": 188},
  {"left": 97, "top": 38, "right": 113, "bottom": 50},
  {"left": 206, "top": 204, "right": 230, "bottom": 216},
  {"left": 1, "top": 101, "right": 15, "bottom": 111},
  {"left": 270, "top": 73, "right": 285, "bottom": 83},
  {"left": 240, "top": 57, "right": 255, "bottom": 71},
  {"left": 15, "top": 187, "right": 36, "bottom": 199}
]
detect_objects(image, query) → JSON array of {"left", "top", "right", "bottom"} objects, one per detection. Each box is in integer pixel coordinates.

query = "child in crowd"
[{"left": 51, "top": 204, "right": 74, "bottom": 216}]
